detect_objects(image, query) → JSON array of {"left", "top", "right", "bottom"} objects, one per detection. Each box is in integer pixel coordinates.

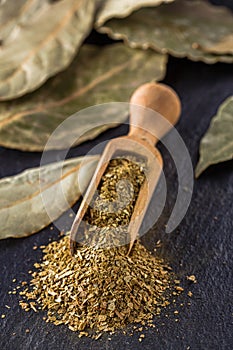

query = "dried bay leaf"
[
  {"left": 0, "top": 0, "right": 48, "bottom": 42},
  {"left": 98, "top": 0, "right": 233, "bottom": 64},
  {"left": 0, "top": 0, "right": 27, "bottom": 41},
  {"left": 195, "top": 96, "right": 233, "bottom": 177},
  {"left": 0, "top": 155, "right": 99, "bottom": 239},
  {"left": 0, "top": 0, "right": 96, "bottom": 100},
  {"left": 96, "top": 0, "right": 174, "bottom": 26},
  {"left": 200, "top": 34, "right": 233, "bottom": 55},
  {"left": 0, "top": 44, "right": 167, "bottom": 151}
]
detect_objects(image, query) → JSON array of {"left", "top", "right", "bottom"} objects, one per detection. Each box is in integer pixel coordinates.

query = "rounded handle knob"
[{"left": 129, "top": 83, "right": 181, "bottom": 145}]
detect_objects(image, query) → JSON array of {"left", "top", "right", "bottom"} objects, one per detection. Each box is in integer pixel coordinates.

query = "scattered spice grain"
[{"left": 187, "top": 275, "right": 197, "bottom": 283}]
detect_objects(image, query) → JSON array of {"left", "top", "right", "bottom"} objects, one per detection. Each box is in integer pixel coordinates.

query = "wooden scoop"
[{"left": 70, "top": 82, "right": 181, "bottom": 256}]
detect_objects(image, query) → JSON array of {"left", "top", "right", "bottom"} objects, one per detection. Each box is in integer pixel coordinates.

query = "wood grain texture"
[{"left": 0, "top": 1, "right": 232, "bottom": 347}]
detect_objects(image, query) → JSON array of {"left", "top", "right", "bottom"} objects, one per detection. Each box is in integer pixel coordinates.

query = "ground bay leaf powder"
[
  {"left": 79, "top": 157, "right": 146, "bottom": 248},
  {"left": 19, "top": 235, "right": 184, "bottom": 337},
  {"left": 19, "top": 157, "right": 184, "bottom": 337}
]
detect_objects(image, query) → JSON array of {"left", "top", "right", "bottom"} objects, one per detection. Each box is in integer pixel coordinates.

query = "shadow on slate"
[{"left": 0, "top": 1, "right": 233, "bottom": 349}]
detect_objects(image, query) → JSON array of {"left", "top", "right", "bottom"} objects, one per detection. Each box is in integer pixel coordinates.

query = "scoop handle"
[{"left": 129, "top": 83, "right": 181, "bottom": 145}]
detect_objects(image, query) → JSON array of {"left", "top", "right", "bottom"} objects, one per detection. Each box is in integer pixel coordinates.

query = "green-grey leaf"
[
  {"left": 195, "top": 96, "right": 233, "bottom": 177},
  {"left": 98, "top": 0, "right": 233, "bottom": 64},
  {"left": 0, "top": 43, "right": 167, "bottom": 151},
  {"left": 96, "top": 0, "right": 174, "bottom": 26},
  {"left": 201, "top": 34, "right": 233, "bottom": 55},
  {"left": 0, "top": 0, "right": 96, "bottom": 100},
  {"left": 0, "top": 155, "right": 99, "bottom": 239},
  {"left": 0, "top": 0, "right": 48, "bottom": 42},
  {"left": 0, "top": 0, "right": 26, "bottom": 41}
]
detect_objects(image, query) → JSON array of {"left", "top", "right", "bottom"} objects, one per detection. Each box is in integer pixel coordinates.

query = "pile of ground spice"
[{"left": 19, "top": 234, "right": 184, "bottom": 337}]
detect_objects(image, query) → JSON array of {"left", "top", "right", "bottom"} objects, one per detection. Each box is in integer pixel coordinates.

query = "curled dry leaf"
[
  {"left": 0, "top": 0, "right": 96, "bottom": 100},
  {"left": 96, "top": 0, "right": 174, "bottom": 27},
  {"left": 0, "top": 155, "right": 99, "bottom": 240},
  {"left": 195, "top": 96, "right": 233, "bottom": 177},
  {"left": 0, "top": 0, "right": 29, "bottom": 41},
  {"left": 201, "top": 34, "right": 233, "bottom": 55},
  {"left": 0, "top": 0, "right": 48, "bottom": 42},
  {"left": 0, "top": 44, "right": 167, "bottom": 151},
  {"left": 98, "top": 0, "right": 233, "bottom": 64}
]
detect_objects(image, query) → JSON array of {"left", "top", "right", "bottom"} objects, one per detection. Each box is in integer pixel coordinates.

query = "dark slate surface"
[{"left": 0, "top": 3, "right": 233, "bottom": 350}]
